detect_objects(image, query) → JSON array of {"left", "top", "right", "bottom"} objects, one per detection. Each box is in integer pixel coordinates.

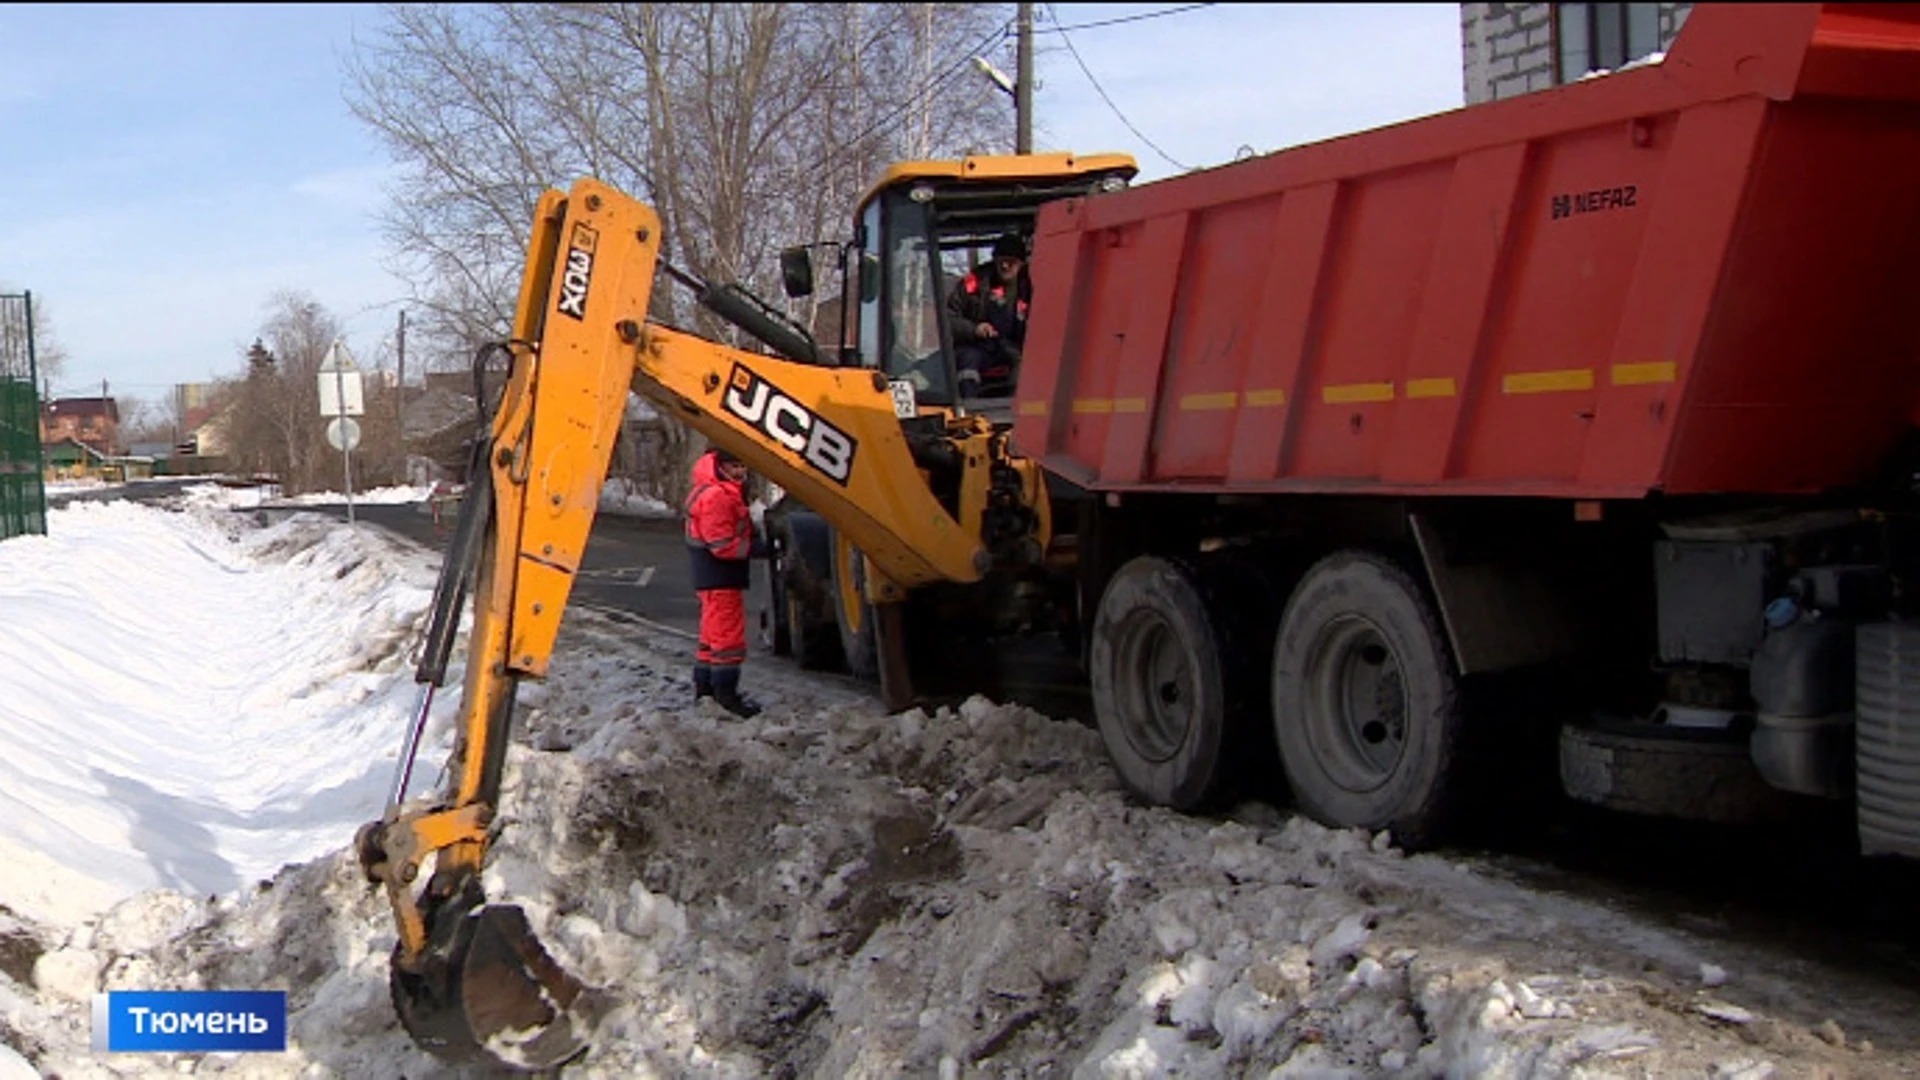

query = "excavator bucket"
[{"left": 390, "top": 884, "right": 595, "bottom": 1071}]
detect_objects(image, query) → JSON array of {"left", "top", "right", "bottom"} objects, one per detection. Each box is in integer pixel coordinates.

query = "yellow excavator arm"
[
  {"left": 356, "top": 177, "right": 1048, "bottom": 1071},
  {"left": 632, "top": 324, "right": 989, "bottom": 590}
]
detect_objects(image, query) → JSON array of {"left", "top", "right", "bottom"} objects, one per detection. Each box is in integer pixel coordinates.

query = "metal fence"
[{"left": 0, "top": 293, "right": 46, "bottom": 538}]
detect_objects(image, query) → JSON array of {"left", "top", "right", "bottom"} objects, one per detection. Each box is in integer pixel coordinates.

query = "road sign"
[
  {"left": 326, "top": 416, "right": 362, "bottom": 453},
  {"left": 319, "top": 340, "right": 358, "bottom": 372},
  {"left": 318, "top": 341, "right": 364, "bottom": 417}
]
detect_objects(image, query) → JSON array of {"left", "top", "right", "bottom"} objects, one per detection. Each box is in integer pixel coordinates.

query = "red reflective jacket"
[{"left": 684, "top": 451, "right": 753, "bottom": 590}]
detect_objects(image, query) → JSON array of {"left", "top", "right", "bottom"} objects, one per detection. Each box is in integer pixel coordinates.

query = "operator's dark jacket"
[{"left": 947, "top": 261, "right": 1032, "bottom": 349}]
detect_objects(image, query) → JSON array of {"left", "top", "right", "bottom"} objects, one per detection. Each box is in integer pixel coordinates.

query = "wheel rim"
[
  {"left": 1300, "top": 614, "right": 1407, "bottom": 793},
  {"left": 1112, "top": 609, "right": 1195, "bottom": 763}
]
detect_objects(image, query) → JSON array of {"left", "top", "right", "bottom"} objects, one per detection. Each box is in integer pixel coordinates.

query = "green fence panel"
[
  {"left": 3, "top": 379, "right": 46, "bottom": 537},
  {"left": 0, "top": 292, "right": 46, "bottom": 539}
]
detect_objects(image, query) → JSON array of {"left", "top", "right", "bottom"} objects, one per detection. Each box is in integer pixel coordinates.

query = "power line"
[
  {"left": 815, "top": 21, "right": 1011, "bottom": 177},
  {"left": 1034, "top": 3, "right": 1215, "bottom": 35},
  {"left": 804, "top": 18, "right": 1014, "bottom": 184},
  {"left": 1043, "top": 3, "right": 1190, "bottom": 172}
]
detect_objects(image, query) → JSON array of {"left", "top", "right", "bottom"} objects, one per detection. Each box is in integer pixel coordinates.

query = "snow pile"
[
  {"left": 598, "top": 477, "right": 675, "bottom": 519},
  {"left": 0, "top": 499, "right": 451, "bottom": 929},
  {"left": 1578, "top": 51, "right": 1666, "bottom": 81},
  {"left": 0, "top": 504, "right": 1907, "bottom": 1078},
  {"left": 272, "top": 484, "right": 434, "bottom": 507},
  {"left": 44, "top": 478, "right": 113, "bottom": 497}
]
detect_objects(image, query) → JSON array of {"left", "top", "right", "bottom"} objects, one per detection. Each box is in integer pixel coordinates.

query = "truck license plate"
[{"left": 889, "top": 379, "right": 917, "bottom": 418}]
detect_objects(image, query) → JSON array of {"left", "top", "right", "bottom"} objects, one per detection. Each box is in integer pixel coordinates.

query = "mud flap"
[{"left": 391, "top": 882, "right": 598, "bottom": 1072}]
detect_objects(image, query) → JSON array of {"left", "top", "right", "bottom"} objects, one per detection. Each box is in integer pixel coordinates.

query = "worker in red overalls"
[{"left": 684, "top": 446, "right": 767, "bottom": 717}]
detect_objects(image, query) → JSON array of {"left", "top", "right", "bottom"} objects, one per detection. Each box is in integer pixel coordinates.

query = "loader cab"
[{"left": 782, "top": 153, "right": 1137, "bottom": 416}]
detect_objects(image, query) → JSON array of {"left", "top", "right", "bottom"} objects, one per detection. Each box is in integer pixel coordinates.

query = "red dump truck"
[{"left": 979, "top": 2, "right": 1920, "bottom": 854}]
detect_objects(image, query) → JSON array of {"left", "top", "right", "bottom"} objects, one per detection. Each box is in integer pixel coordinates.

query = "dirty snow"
[{"left": 0, "top": 484, "right": 1914, "bottom": 1078}]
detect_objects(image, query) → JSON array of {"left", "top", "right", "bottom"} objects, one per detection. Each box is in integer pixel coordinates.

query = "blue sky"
[{"left": 0, "top": 3, "right": 1462, "bottom": 412}]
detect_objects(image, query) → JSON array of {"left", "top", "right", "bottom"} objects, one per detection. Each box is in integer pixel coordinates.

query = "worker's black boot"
[
  {"left": 710, "top": 666, "right": 762, "bottom": 719},
  {"left": 693, "top": 663, "right": 714, "bottom": 702},
  {"left": 714, "top": 690, "right": 762, "bottom": 719}
]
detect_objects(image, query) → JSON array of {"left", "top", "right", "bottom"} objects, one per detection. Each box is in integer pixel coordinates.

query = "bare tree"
[
  {"left": 221, "top": 292, "right": 393, "bottom": 495},
  {"left": 0, "top": 286, "right": 70, "bottom": 384},
  {"left": 344, "top": 2, "right": 1012, "bottom": 503},
  {"left": 225, "top": 341, "right": 285, "bottom": 481},
  {"left": 118, "top": 397, "right": 173, "bottom": 446},
  {"left": 125, "top": 384, "right": 224, "bottom": 456},
  {"left": 264, "top": 290, "right": 340, "bottom": 493}
]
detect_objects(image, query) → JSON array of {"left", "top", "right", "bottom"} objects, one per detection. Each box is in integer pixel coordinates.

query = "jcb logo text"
[
  {"left": 721, "top": 364, "right": 857, "bottom": 486},
  {"left": 556, "top": 222, "right": 598, "bottom": 320}
]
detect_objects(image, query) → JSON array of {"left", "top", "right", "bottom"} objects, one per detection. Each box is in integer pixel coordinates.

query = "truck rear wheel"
[
  {"left": 831, "top": 528, "right": 880, "bottom": 681},
  {"left": 775, "top": 512, "right": 841, "bottom": 671},
  {"left": 1090, "top": 556, "right": 1246, "bottom": 810},
  {"left": 1272, "top": 551, "right": 1460, "bottom": 849}
]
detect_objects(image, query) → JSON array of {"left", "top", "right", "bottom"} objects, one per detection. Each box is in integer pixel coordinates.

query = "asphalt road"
[{"left": 331, "top": 499, "right": 711, "bottom": 635}]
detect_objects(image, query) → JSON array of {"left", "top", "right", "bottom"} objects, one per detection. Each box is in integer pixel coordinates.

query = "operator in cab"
[
  {"left": 947, "top": 233, "right": 1031, "bottom": 398},
  {"left": 684, "top": 445, "right": 769, "bottom": 718}
]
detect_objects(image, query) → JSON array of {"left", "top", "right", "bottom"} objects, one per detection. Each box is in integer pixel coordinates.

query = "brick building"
[
  {"left": 41, "top": 397, "right": 120, "bottom": 456},
  {"left": 1461, "top": 3, "right": 1693, "bottom": 105}
]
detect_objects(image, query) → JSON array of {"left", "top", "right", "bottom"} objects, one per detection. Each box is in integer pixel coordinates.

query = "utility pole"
[
  {"left": 395, "top": 308, "right": 407, "bottom": 442},
  {"left": 913, "top": 3, "right": 934, "bottom": 160},
  {"left": 1016, "top": 1, "right": 1034, "bottom": 154}
]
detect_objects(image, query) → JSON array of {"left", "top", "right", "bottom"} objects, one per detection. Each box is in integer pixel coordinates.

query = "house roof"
[
  {"left": 182, "top": 404, "right": 220, "bottom": 432},
  {"left": 45, "top": 397, "right": 119, "bottom": 422},
  {"left": 43, "top": 436, "right": 107, "bottom": 463},
  {"left": 403, "top": 387, "right": 483, "bottom": 441}
]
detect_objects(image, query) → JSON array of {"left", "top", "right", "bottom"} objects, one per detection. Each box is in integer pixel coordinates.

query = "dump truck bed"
[{"left": 1012, "top": 3, "right": 1920, "bottom": 498}]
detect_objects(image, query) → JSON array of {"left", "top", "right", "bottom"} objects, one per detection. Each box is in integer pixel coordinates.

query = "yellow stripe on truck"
[
  {"left": 1611, "top": 361, "right": 1677, "bottom": 385},
  {"left": 1179, "top": 391, "right": 1239, "bottom": 411},
  {"left": 1405, "top": 377, "right": 1458, "bottom": 399},
  {"left": 1502, "top": 368, "right": 1594, "bottom": 395},
  {"left": 1323, "top": 382, "right": 1395, "bottom": 404}
]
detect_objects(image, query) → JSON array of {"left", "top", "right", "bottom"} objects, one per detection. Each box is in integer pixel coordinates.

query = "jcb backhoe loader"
[{"left": 354, "top": 155, "right": 1135, "bottom": 1069}]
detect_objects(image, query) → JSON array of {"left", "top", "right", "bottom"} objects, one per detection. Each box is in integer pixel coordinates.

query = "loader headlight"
[{"left": 909, "top": 183, "right": 935, "bottom": 203}]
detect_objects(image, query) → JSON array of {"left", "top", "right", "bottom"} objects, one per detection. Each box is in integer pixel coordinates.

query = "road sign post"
[{"left": 318, "top": 341, "right": 364, "bottom": 524}]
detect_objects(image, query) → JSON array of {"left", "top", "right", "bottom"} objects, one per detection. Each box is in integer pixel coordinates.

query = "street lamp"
[
  {"left": 974, "top": 1, "right": 1033, "bottom": 154},
  {"left": 973, "top": 55, "right": 1015, "bottom": 98}
]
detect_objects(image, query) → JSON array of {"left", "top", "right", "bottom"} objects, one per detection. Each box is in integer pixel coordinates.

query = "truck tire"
[
  {"left": 776, "top": 512, "right": 842, "bottom": 671},
  {"left": 1272, "top": 551, "right": 1460, "bottom": 849},
  {"left": 767, "top": 566, "right": 792, "bottom": 657},
  {"left": 830, "top": 528, "right": 880, "bottom": 681},
  {"left": 1090, "top": 556, "right": 1250, "bottom": 811}
]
